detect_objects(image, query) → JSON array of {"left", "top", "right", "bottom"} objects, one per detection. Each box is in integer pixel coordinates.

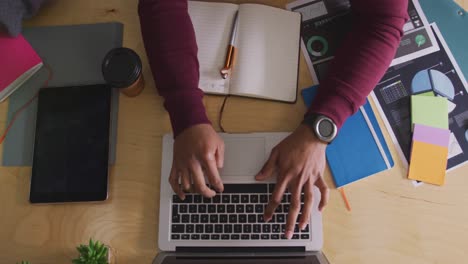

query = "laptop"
[{"left": 155, "top": 133, "right": 329, "bottom": 264}]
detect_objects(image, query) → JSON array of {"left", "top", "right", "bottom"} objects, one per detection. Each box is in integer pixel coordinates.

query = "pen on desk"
[
  {"left": 220, "top": 11, "right": 239, "bottom": 79},
  {"left": 339, "top": 188, "right": 352, "bottom": 212}
]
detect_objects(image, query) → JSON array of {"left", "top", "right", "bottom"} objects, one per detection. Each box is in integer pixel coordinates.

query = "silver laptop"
[{"left": 154, "top": 133, "right": 329, "bottom": 264}]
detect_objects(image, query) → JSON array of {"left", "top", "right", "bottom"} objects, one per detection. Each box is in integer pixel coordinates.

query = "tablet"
[{"left": 30, "top": 84, "right": 111, "bottom": 203}]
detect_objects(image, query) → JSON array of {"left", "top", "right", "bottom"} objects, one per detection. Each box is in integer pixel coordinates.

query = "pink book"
[{"left": 0, "top": 34, "right": 43, "bottom": 102}]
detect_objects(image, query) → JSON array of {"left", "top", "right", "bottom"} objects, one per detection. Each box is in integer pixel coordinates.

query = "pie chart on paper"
[
  {"left": 411, "top": 69, "right": 456, "bottom": 100},
  {"left": 307, "top": 36, "right": 329, "bottom": 57}
]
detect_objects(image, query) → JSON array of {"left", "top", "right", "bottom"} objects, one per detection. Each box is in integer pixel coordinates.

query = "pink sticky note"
[{"left": 413, "top": 123, "right": 450, "bottom": 147}]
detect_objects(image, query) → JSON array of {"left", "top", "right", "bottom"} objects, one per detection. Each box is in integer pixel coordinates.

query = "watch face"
[
  {"left": 318, "top": 119, "right": 335, "bottom": 138},
  {"left": 303, "top": 114, "right": 337, "bottom": 143},
  {"left": 313, "top": 116, "right": 337, "bottom": 143}
]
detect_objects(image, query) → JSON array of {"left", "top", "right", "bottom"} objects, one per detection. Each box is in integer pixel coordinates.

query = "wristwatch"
[{"left": 302, "top": 114, "right": 337, "bottom": 143}]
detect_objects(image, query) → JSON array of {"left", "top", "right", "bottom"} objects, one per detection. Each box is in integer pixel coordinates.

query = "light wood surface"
[{"left": 1, "top": 0, "right": 467, "bottom": 263}]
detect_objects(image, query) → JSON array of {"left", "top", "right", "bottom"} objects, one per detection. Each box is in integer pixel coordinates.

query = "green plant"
[
  {"left": 17, "top": 261, "right": 30, "bottom": 264},
  {"left": 72, "top": 239, "right": 108, "bottom": 264}
]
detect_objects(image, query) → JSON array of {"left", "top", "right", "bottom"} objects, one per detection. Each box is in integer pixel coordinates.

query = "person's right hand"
[{"left": 169, "top": 124, "right": 225, "bottom": 199}]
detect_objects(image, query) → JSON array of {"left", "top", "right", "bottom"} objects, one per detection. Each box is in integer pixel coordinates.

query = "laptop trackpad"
[{"left": 220, "top": 137, "right": 266, "bottom": 177}]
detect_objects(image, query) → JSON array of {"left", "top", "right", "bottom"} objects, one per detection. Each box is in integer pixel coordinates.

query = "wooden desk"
[{"left": 1, "top": 0, "right": 467, "bottom": 263}]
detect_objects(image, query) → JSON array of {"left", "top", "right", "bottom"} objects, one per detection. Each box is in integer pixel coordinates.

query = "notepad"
[
  {"left": 0, "top": 34, "right": 42, "bottom": 102},
  {"left": 188, "top": 1, "right": 301, "bottom": 102},
  {"left": 408, "top": 124, "right": 450, "bottom": 185},
  {"left": 302, "top": 86, "right": 394, "bottom": 187},
  {"left": 411, "top": 95, "right": 448, "bottom": 131}
]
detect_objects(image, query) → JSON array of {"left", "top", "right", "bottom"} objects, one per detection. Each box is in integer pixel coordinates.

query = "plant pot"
[{"left": 106, "top": 245, "right": 116, "bottom": 264}]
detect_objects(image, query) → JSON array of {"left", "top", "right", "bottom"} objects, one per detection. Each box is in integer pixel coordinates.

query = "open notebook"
[{"left": 188, "top": 1, "right": 301, "bottom": 102}]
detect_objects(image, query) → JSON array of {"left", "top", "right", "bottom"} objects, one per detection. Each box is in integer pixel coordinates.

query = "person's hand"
[
  {"left": 255, "top": 124, "right": 330, "bottom": 239},
  {"left": 169, "top": 124, "right": 225, "bottom": 199}
]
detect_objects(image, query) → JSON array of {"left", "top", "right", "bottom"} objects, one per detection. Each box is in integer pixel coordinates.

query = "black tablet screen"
[{"left": 30, "top": 84, "right": 111, "bottom": 203}]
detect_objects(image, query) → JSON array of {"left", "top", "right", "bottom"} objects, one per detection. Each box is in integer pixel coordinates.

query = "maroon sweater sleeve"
[
  {"left": 139, "top": 0, "right": 408, "bottom": 136},
  {"left": 308, "top": 0, "right": 409, "bottom": 129},
  {"left": 138, "top": 0, "right": 210, "bottom": 137}
]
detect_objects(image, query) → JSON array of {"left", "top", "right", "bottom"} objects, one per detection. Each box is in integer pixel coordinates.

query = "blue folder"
[
  {"left": 302, "top": 86, "right": 394, "bottom": 187},
  {"left": 420, "top": 0, "right": 468, "bottom": 78}
]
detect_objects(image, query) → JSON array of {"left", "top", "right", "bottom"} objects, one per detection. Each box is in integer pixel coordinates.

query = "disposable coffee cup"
[{"left": 102, "top": 47, "right": 145, "bottom": 97}]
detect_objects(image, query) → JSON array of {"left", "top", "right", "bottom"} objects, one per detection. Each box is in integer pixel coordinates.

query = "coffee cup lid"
[{"left": 102, "top": 48, "right": 142, "bottom": 88}]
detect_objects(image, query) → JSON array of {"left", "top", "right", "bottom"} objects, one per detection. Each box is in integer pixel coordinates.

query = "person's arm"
[
  {"left": 257, "top": 0, "right": 408, "bottom": 239},
  {"left": 308, "top": 0, "right": 409, "bottom": 128},
  {"left": 139, "top": 0, "right": 224, "bottom": 198},
  {"left": 138, "top": 0, "right": 210, "bottom": 137}
]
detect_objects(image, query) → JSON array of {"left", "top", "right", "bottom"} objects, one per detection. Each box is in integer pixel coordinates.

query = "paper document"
[
  {"left": 371, "top": 24, "right": 468, "bottom": 172},
  {"left": 287, "top": 0, "right": 439, "bottom": 83}
]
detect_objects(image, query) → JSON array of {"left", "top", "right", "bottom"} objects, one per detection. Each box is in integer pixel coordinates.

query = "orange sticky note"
[{"left": 408, "top": 140, "right": 448, "bottom": 185}]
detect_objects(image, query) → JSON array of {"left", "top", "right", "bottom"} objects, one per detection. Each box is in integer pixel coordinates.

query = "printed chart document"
[
  {"left": 371, "top": 24, "right": 468, "bottom": 172},
  {"left": 287, "top": 0, "right": 439, "bottom": 83},
  {"left": 189, "top": 1, "right": 301, "bottom": 103}
]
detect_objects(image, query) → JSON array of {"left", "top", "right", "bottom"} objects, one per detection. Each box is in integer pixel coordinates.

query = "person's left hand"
[{"left": 255, "top": 124, "right": 330, "bottom": 239}]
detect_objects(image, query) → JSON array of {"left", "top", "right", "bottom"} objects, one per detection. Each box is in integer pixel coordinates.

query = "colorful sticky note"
[
  {"left": 413, "top": 123, "right": 451, "bottom": 146},
  {"left": 418, "top": 91, "right": 435, "bottom": 96},
  {"left": 408, "top": 124, "right": 450, "bottom": 185},
  {"left": 411, "top": 95, "right": 448, "bottom": 131}
]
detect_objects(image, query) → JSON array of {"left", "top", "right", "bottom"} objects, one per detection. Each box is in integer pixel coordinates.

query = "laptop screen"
[{"left": 161, "top": 256, "right": 321, "bottom": 264}]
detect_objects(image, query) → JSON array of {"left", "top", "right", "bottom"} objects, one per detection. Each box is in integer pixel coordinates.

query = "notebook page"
[
  {"left": 188, "top": 1, "right": 238, "bottom": 94},
  {"left": 230, "top": 4, "right": 301, "bottom": 102}
]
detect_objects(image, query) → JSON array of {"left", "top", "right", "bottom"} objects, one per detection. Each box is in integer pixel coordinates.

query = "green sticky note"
[
  {"left": 418, "top": 91, "right": 435, "bottom": 96},
  {"left": 411, "top": 95, "right": 448, "bottom": 131}
]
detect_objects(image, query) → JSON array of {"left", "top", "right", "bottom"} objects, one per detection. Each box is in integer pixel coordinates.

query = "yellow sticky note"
[{"left": 408, "top": 141, "right": 448, "bottom": 185}]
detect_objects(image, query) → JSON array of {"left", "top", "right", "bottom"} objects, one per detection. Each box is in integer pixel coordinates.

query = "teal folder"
[{"left": 420, "top": 0, "right": 468, "bottom": 78}]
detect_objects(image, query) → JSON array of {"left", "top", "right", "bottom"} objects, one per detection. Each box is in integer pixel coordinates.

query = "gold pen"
[{"left": 220, "top": 12, "right": 239, "bottom": 79}]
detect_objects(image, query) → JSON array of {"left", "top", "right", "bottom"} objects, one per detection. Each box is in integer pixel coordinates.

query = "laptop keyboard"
[{"left": 170, "top": 184, "right": 310, "bottom": 241}]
